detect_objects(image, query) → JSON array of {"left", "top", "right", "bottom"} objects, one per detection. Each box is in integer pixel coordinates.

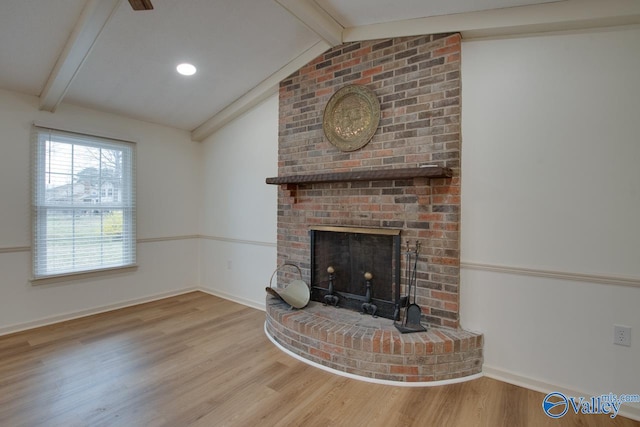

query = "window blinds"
[{"left": 31, "top": 126, "right": 136, "bottom": 279}]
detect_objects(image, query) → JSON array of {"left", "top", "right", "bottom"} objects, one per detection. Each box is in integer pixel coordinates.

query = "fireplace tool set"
[
  {"left": 394, "top": 242, "right": 427, "bottom": 333},
  {"left": 266, "top": 243, "right": 426, "bottom": 333}
]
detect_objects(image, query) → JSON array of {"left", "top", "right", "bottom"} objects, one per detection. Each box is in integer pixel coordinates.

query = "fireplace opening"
[{"left": 310, "top": 226, "right": 401, "bottom": 320}]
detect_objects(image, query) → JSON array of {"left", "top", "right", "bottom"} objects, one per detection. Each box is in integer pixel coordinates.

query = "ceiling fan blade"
[{"left": 128, "top": 0, "right": 154, "bottom": 11}]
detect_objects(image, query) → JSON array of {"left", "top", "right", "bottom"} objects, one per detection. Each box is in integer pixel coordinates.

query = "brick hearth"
[{"left": 266, "top": 297, "right": 483, "bottom": 382}]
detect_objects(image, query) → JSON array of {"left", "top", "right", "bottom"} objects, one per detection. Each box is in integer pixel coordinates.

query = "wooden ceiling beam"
[
  {"left": 39, "top": 0, "right": 122, "bottom": 112},
  {"left": 191, "top": 40, "right": 330, "bottom": 142},
  {"left": 343, "top": 0, "right": 640, "bottom": 42},
  {"left": 275, "top": 0, "right": 343, "bottom": 47}
]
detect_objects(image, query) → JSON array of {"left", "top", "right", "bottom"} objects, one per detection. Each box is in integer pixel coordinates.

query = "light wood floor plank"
[{"left": 0, "top": 292, "right": 637, "bottom": 427}]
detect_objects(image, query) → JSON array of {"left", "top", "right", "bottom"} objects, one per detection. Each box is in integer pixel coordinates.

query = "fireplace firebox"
[{"left": 310, "top": 226, "right": 401, "bottom": 320}]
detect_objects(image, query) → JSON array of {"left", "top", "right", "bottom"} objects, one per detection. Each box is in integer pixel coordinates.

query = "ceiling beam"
[
  {"left": 191, "top": 40, "right": 331, "bottom": 142},
  {"left": 190, "top": 0, "right": 340, "bottom": 141},
  {"left": 39, "top": 0, "right": 122, "bottom": 112},
  {"left": 192, "top": 0, "right": 640, "bottom": 142},
  {"left": 275, "top": 0, "right": 343, "bottom": 46},
  {"left": 343, "top": 0, "right": 640, "bottom": 42}
]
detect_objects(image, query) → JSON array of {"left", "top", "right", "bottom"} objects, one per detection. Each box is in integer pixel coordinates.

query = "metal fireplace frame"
[{"left": 309, "top": 225, "right": 401, "bottom": 320}]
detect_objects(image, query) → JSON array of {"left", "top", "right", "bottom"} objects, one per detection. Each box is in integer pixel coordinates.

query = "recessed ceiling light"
[{"left": 176, "top": 63, "right": 196, "bottom": 76}]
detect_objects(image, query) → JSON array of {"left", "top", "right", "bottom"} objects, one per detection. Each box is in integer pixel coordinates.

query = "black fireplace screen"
[{"left": 310, "top": 226, "right": 401, "bottom": 320}]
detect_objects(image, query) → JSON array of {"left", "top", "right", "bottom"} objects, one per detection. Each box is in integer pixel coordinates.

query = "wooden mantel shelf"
[{"left": 265, "top": 166, "right": 452, "bottom": 186}]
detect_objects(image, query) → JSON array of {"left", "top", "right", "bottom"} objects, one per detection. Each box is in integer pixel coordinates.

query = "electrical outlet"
[{"left": 614, "top": 325, "right": 631, "bottom": 347}]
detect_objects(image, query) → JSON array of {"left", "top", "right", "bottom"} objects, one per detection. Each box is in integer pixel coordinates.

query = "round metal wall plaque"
[{"left": 323, "top": 85, "right": 380, "bottom": 152}]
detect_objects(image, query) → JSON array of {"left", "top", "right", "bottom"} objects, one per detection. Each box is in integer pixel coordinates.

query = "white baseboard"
[
  {"left": 483, "top": 365, "right": 640, "bottom": 422},
  {"left": 0, "top": 286, "right": 265, "bottom": 337},
  {"left": 0, "top": 287, "right": 200, "bottom": 337},
  {"left": 197, "top": 287, "right": 266, "bottom": 312}
]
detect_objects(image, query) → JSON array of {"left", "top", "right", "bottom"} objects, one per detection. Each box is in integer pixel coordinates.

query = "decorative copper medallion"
[{"left": 323, "top": 85, "right": 380, "bottom": 152}]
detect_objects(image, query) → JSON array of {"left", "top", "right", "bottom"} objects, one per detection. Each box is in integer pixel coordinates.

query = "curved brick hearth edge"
[{"left": 265, "top": 296, "right": 484, "bottom": 384}]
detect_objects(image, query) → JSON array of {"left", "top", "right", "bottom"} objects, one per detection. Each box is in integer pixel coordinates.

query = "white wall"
[
  {"left": 2, "top": 23, "right": 638, "bottom": 418},
  {"left": 199, "top": 93, "right": 278, "bottom": 309},
  {"left": 0, "top": 89, "right": 201, "bottom": 332},
  {"left": 461, "top": 26, "right": 640, "bottom": 414}
]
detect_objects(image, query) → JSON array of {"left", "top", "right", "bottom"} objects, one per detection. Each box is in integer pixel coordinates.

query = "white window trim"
[
  {"left": 30, "top": 125, "right": 137, "bottom": 281},
  {"left": 30, "top": 265, "right": 139, "bottom": 285}
]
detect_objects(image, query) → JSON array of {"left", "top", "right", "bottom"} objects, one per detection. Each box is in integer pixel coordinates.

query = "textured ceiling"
[
  {"left": 63, "top": 0, "right": 321, "bottom": 130},
  {"left": 0, "top": 0, "right": 636, "bottom": 139}
]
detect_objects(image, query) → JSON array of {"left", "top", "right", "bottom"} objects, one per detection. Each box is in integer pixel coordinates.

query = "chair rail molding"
[{"left": 461, "top": 260, "right": 640, "bottom": 288}]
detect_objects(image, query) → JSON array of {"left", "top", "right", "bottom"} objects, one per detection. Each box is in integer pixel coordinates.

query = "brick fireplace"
[{"left": 265, "top": 33, "right": 483, "bottom": 382}]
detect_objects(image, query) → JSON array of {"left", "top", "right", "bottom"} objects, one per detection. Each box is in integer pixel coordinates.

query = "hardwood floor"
[{"left": 0, "top": 292, "right": 637, "bottom": 427}]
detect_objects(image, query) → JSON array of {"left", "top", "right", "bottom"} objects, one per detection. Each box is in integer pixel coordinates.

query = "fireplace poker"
[
  {"left": 394, "top": 242, "right": 426, "bottom": 333},
  {"left": 405, "top": 242, "right": 422, "bottom": 326}
]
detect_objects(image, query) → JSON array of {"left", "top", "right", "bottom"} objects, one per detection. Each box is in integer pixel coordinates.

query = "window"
[{"left": 31, "top": 126, "right": 136, "bottom": 280}]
